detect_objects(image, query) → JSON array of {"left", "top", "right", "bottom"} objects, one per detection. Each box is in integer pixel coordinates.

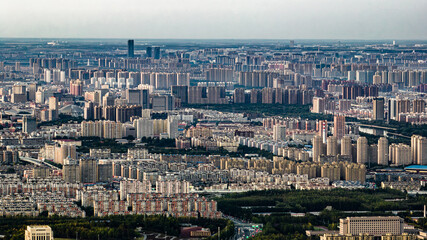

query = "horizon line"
[{"left": 1, "top": 37, "right": 427, "bottom": 42}]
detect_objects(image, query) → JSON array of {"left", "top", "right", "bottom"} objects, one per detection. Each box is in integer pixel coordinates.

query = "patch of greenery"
[
  {"left": 77, "top": 137, "right": 135, "bottom": 153},
  {"left": 216, "top": 189, "right": 427, "bottom": 240},
  {"left": 0, "top": 215, "right": 233, "bottom": 240},
  {"left": 184, "top": 104, "right": 332, "bottom": 121},
  {"left": 38, "top": 114, "right": 84, "bottom": 127}
]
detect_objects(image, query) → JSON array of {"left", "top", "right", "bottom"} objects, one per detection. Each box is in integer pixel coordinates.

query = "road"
[
  {"left": 225, "top": 215, "right": 263, "bottom": 240},
  {"left": 20, "top": 156, "right": 61, "bottom": 170}
]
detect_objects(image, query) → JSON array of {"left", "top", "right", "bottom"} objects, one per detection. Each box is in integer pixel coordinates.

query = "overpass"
[
  {"left": 356, "top": 123, "right": 397, "bottom": 131},
  {"left": 20, "top": 157, "right": 61, "bottom": 170}
]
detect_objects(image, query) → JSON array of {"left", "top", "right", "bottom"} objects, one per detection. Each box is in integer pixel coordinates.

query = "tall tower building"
[
  {"left": 312, "top": 97, "right": 325, "bottom": 113},
  {"left": 70, "top": 79, "right": 83, "bottom": 96},
  {"left": 357, "top": 137, "right": 368, "bottom": 164},
  {"left": 411, "top": 135, "right": 427, "bottom": 165},
  {"left": 333, "top": 115, "right": 345, "bottom": 141},
  {"left": 49, "top": 96, "right": 58, "bottom": 111},
  {"left": 417, "top": 136, "right": 427, "bottom": 165},
  {"left": 373, "top": 98, "right": 385, "bottom": 121},
  {"left": 167, "top": 116, "right": 179, "bottom": 138},
  {"left": 27, "top": 83, "right": 37, "bottom": 101},
  {"left": 341, "top": 136, "right": 352, "bottom": 157},
  {"left": 146, "top": 46, "right": 153, "bottom": 58},
  {"left": 134, "top": 118, "right": 154, "bottom": 138},
  {"left": 84, "top": 101, "right": 94, "bottom": 120},
  {"left": 327, "top": 136, "right": 338, "bottom": 157},
  {"left": 48, "top": 96, "right": 59, "bottom": 120},
  {"left": 128, "top": 40, "right": 135, "bottom": 58},
  {"left": 22, "top": 116, "right": 37, "bottom": 134},
  {"left": 273, "top": 125, "right": 286, "bottom": 141},
  {"left": 154, "top": 47, "right": 161, "bottom": 59},
  {"left": 413, "top": 99, "right": 426, "bottom": 113},
  {"left": 378, "top": 137, "right": 389, "bottom": 165},
  {"left": 79, "top": 158, "right": 98, "bottom": 183},
  {"left": 312, "top": 135, "right": 324, "bottom": 162}
]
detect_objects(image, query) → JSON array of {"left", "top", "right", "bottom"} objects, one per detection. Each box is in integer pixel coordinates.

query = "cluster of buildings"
[
  {"left": 0, "top": 174, "right": 83, "bottom": 217},
  {"left": 1, "top": 39, "right": 427, "bottom": 237}
]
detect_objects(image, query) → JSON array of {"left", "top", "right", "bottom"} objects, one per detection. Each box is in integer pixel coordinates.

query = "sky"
[{"left": 0, "top": 0, "right": 426, "bottom": 40}]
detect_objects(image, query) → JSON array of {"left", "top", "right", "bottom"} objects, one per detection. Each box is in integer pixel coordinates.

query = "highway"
[{"left": 225, "top": 215, "right": 263, "bottom": 240}]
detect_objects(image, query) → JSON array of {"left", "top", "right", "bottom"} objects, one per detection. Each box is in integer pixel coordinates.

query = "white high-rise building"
[
  {"left": 44, "top": 69, "right": 51, "bottom": 83},
  {"left": 167, "top": 116, "right": 179, "bottom": 138},
  {"left": 273, "top": 125, "right": 286, "bottom": 141},
  {"left": 134, "top": 118, "right": 154, "bottom": 138},
  {"left": 412, "top": 135, "right": 427, "bottom": 165}
]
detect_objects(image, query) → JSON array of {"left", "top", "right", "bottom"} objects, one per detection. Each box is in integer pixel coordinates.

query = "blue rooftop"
[{"left": 405, "top": 165, "right": 427, "bottom": 170}]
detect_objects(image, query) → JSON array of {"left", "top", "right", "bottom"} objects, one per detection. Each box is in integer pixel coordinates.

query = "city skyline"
[{"left": 1, "top": 0, "right": 426, "bottom": 40}]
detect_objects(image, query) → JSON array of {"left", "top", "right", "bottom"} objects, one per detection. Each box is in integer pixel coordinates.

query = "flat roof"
[{"left": 405, "top": 165, "right": 427, "bottom": 170}]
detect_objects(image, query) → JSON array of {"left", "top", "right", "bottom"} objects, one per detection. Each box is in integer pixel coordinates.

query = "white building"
[{"left": 25, "top": 225, "right": 54, "bottom": 240}]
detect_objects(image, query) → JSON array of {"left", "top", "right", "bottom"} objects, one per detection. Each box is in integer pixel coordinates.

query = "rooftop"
[{"left": 405, "top": 165, "right": 427, "bottom": 170}]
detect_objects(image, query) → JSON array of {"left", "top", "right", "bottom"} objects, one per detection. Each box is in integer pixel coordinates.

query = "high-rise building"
[
  {"left": 146, "top": 46, "right": 153, "bottom": 58},
  {"left": 54, "top": 144, "right": 76, "bottom": 165},
  {"left": 312, "top": 135, "right": 324, "bottom": 162},
  {"left": 373, "top": 74, "right": 382, "bottom": 85},
  {"left": 273, "top": 125, "right": 286, "bottom": 141},
  {"left": 128, "top": 40, "right": 134, "bottom": 58},
  {"left": 84, "top": 101, "right": 94, "bottom": 120},
  {"left": 126, "top": 89, "right": 149, "bottom": 108},
  {"left": 167, "top": 116, "right": 179, "bottom": 138},
  {"left": 27, "top": 83, "right": 37, "bottom": 101},
  {"left": 206, "top": 68, "right": 234, "bottom": 83},
  {"left": 327, "top": 136, "right": 338, "bottom": 157},
  {"left": 11, "top": 84, "right": 27, "bottom": 103},
  {"left": 44, "top": 69, "right": 51, "bottom": 83},
  {"left": 312, "top": 97, "right": 325, "bottom": 113},
  {"left": 333, "top": 115, "right": 345, "bottom": 141},
  {"left": 134, "top": 118, "right": 154, "bottom": 138},
  {"left": 48, "top": 96, "right": 59, "bottom": 120},
  {"left": 357, "top": 137, "right": 368, "bottom": 164},
  {"left": 188, "top": 86, "right": 227, "bottom": 104},
  {"left": 234, "top": 88, "right": 246, "bottom": 104},
  {"left": 389, "top": 143, "right": 411, "bottom": 166},
  {"left": 151, "top": 94, "right": 174, "bottom": 111},
  {"left": 341, "top": 136, "right": 352, "bottom": 157},
  {"left": 153, "top": 47, "right": 161, "bottom": 59},
  {"left": 70, "top": 79, "right": 83, "bottom": 96},
  {"left": 412, "top": 135, "right": 427, "bottom": 165},
  {"left": 418, "top": 136, "right": 427, "bottom": 165},
  {"left": 413, "top": 99, "right": 426, "bottom": 113},
  {"left": 373, "top": 97, "right": 385, "bottom": 121},
  {"left": 377, "top": 137, "right": 389, "bottom": 165},
  {"left": 22, "top": 116, "right": 37, "bottom": 134},
  {"left": 80, "top": 158, "right": 98, "bottom": 183},
  {"left": 171, "top": 85, "right": 188, "bottom": 104},
  {"left": 49, "top": 96, "right": 58, "bottom": 111},
  {"left": 25, "top": 225, "right": 54, "bottom": 240}
]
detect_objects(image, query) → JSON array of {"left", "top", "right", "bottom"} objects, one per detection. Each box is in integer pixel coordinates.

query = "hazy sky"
[{"left": 1, "top": 0, "right": 426, "bottom": 39}]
